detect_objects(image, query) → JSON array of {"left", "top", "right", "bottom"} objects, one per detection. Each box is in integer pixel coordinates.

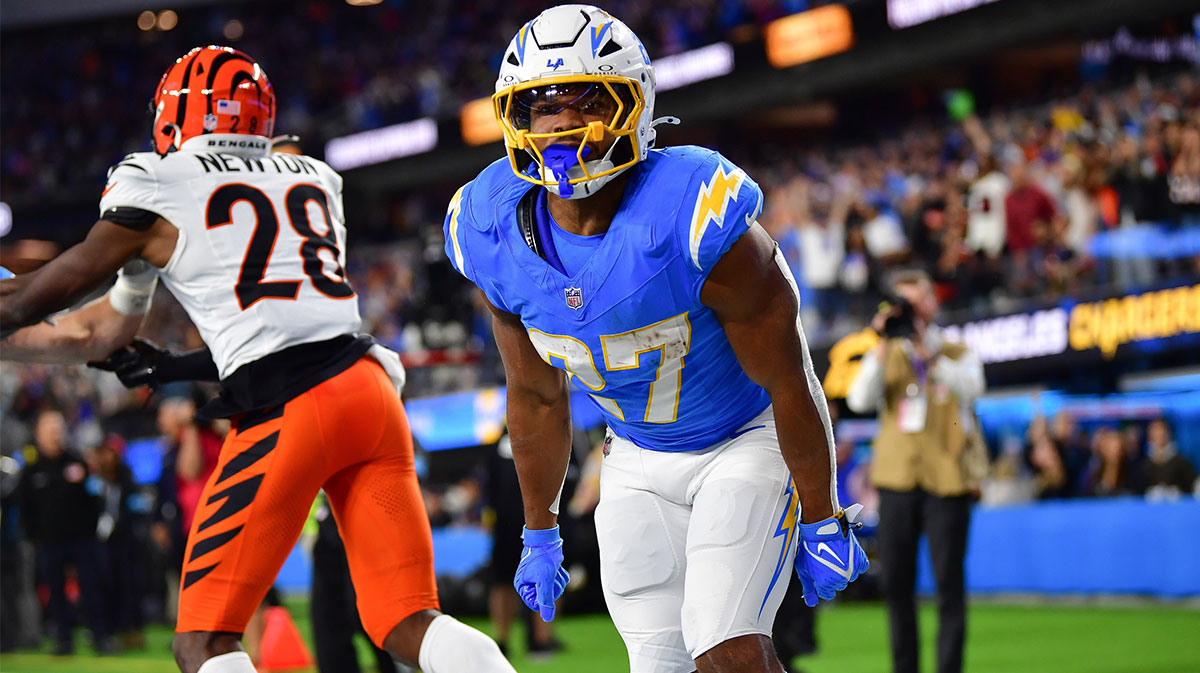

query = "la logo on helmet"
[{"left": 547, "top": 58, "right": 565, "bottom": 70}]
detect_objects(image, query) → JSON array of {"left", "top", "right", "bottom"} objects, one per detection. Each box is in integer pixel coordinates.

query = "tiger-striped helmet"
[{"left": 151, "top": 45, "right": 276, "bottom": 156}]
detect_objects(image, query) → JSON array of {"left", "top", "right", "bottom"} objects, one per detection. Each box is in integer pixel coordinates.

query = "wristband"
[{"left": 109, "top": 262, "right": 158, "bottom": 316}]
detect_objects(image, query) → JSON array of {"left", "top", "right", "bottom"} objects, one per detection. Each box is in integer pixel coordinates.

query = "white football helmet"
[{"left": 493, "top": 5, "right": 659, "bottom": 199}]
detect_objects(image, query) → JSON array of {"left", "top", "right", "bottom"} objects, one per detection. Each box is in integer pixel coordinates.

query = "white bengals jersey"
[{"left": 99, "top": 134, "right": 362, "bottom": 379}]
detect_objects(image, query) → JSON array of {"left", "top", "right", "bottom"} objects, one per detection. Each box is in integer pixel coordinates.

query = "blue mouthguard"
[{"left": 541, "top": 144, "right": 592, "bottom": 198}]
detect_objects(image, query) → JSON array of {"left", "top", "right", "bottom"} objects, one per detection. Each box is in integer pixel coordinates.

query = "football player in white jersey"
[{"left": 0, "top": 46, "right": 515, "bottom": 673}]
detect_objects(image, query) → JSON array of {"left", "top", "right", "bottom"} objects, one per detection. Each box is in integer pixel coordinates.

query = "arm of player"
[
  {"left": 487, "top": 298, "right": 573, "bottom": 528},
  {"left": 703, "top": 223, "right": 868, "bottom": 606},
  {"left": 1, "top": 261, "right": 159, "bottom": 364},
  {"left": 2, "top": 296, "right": 140, "bottom": 364},
  {"left": 486, "top": 296, "right": 572, "bottom": 621},
  {"left": 0, "top": 218, "right": 175, "bottom": 332},
  {"left": 702, "top": 223, "right": 837, "bottom": 523}
]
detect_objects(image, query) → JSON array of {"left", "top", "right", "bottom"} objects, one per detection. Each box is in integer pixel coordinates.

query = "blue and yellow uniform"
[{"left": 445, "top": 146, "right": 769, "bottom": 451}]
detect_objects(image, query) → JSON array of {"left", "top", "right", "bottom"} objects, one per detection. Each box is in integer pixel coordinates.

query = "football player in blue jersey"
[{"left": 445, "top": 6, "right": 868, "bottom": 672}]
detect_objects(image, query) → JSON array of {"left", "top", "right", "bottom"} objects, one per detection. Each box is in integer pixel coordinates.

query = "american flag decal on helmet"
[{"left": 565, "top": 287, "right": 583, "bottom": 310}]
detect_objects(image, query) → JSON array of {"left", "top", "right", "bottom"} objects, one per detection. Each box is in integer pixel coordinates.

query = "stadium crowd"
[
  {"left": 982, "top": 413, "right": 1198, "bottom": 505},
  {"left": 751, "top": 70, "right": 1200, "bottom": 342},
  {"left": 0, "top": 0, "right": 812, "bottom": 205}
]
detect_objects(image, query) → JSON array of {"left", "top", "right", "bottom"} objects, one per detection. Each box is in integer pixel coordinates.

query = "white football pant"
[{"left": 595, "top": 406, "right": 800, "bottom": 673}]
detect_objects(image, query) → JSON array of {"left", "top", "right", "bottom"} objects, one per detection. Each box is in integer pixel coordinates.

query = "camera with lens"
[{"left": 879, "top": 295, "right": 916, "bottom": 339}]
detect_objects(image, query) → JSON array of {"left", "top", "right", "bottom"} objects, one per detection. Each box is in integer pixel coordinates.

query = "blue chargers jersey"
[{"left": 445, "top": 146, "right": 770, "bottom": 451}]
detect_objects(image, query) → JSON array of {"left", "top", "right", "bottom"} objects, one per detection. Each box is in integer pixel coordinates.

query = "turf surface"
[{"left": 2, "top": 600, "right": 1197, "bottom": 672}]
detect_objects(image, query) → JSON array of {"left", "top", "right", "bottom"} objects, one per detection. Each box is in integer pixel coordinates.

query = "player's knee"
[{"left": 694, "top": 634, "right": 782, "bottom": 673}]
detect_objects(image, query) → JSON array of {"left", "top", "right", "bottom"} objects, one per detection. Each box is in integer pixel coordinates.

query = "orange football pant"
[{"left": 175, "top": 357, "right": 438, "bottom": 646}]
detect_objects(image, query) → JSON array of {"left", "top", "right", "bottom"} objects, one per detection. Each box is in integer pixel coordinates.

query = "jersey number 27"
[
  {"left": 206, "top": 183, "right": 354, "bottom": 310},
  {"left": 529, "top": 313, "right": 692, "bottom": 424}
]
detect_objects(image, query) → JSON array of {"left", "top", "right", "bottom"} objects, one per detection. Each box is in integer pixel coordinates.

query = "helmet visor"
[{"left": 507, "top": 80, "right": 636, "bottom": 132}]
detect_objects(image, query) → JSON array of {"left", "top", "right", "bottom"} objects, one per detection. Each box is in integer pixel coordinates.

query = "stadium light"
[
  {"left": 156, "top": 10, "right": 178, "bottom": 31},
  {"left": 345, "top": 0, "right": 384, "bottom": 5},
  {"left": 223, "top": 19, "right": 244, "bottom": 41},
  {"left": 460, "top": 97, "right": 503, "bottom": 146},
  {"left": 655, "top": 42, "right": 734, "bottom": 92},
  {"left": 136, "top": 10, "right": 156, "bottom": 31},
  {"left": 764, "top": 5, "right": 854, "bottom": 69},
  {"left": 325, "top": 118, "right": 438, "bottom": 171},
  {"left": 887, "top": 0, "right": 1004, "bottom": 29}
]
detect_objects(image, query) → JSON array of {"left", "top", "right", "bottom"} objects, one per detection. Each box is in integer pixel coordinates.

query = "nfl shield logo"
[{"left": 565, "top": 287, "right": 584, "bottom": 310}]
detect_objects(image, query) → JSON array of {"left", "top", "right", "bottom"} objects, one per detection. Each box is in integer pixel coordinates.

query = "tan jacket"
[{"left": 848, "top": 337, "right": 989, "bottom": 496}]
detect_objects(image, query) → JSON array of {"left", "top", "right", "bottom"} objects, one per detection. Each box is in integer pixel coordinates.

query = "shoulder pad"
[
  {"left": 460, "top": 157, "right": 526, "bottom": 232},
  {"left": 99, "top": 153, "right": 159, "bottom": 218},
  {"left": 674, "top": 147, "right": 763, "bottom": 273}
]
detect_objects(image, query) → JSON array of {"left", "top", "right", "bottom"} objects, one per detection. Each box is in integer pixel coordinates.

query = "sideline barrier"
[
  {"left": 916, "top": 497, "right": 1200, "bottom": 597},
  {"left": 276, "top": 499, "right": 1199, "bottom": 598}
]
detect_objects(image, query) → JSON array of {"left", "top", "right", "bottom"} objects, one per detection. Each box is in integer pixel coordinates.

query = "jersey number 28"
[{"left": 206, "top": 183, "right": 354, "bottom": 310}]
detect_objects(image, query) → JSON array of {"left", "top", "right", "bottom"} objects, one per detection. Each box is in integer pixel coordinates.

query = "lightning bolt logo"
[
  {"left": 759, "top": 478, "right": 799, "bottom": 617},
  {"left": 689, "top": 164, "right": 747, "bottom": 269},
  {"left": 591, "top": 21, "right": 613, "bottom": 58},
  {"left": 515, "top": 22, "right": 531, "bottom": 66}
]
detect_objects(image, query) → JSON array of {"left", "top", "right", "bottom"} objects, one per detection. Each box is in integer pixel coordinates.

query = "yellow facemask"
[{"left": 492, "top": 74, "right": 646, "bottom": 190}]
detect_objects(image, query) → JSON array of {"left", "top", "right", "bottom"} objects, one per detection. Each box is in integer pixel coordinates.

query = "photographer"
[{"left": 846, "top": 270, "right": 987, "bottom": 673}]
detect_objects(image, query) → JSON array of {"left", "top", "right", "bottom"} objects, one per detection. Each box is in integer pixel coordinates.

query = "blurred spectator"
[
  {"left": 981, "top": 435, "right": 1034, "bottom": 506},
  {"left": 966, "top": 155, "right": 1010, "bottom": 258},
  {"left": 1139, "top": 419, "right": 1197, "bottom": 499},
  {"left": 791, "top": 179, "right": 845, "bottom": 338},
  {"left": 839, "top": 225, "right": 873, "bottom": 316},
  {"left": 18, "top": 409, "right": 114, "bottom": 655},
  {"left": 1049, "top": 411, "right": 1091, "bottom": 495},
  {"left": 0, "top": 447, "right": 40, "bottom": 652},
  {"left": 1025, "top": 417, "right": 1069, "bottom": 500},
  {"left": 1168, "top": 124, "right": 1200, "bottom": 229},
  {"left": 1004, "top": 160, "right": 1059, "bottom": 296},
  {"left": 161, "top": 396, "right": 224, "bottom": 540},
  {"left": 1084, "top": 428, "right": 1138, "bottom": 497},
  {"left": 860, "top": 198, "right": 910, "bottom": 265},
  {"left": 90, "top": 434, "right": 150, "bottom": 651},
  {"left": 1057, "top": 154, "right": 1098, "bottom": 257}
]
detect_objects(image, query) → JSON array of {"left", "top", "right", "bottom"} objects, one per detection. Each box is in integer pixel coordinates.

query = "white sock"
[
  {"left": 196, "top": 651, "right": 257, "bottom": 673},
  {"left": 418, "top": 614, "right": 515, "bottom": 673}
]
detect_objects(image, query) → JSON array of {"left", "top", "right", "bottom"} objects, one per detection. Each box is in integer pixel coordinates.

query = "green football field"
[{"left": 2, "top": 600, "right": 1198, "bottom": 673}]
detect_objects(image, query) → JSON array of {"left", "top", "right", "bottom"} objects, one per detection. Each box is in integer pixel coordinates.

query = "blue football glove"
[
  {"left": 514, "top": 525, "right": 570, "bottom": 622},
  {"left": 794, "top": 503, "right": 869, "bottom": 607}
]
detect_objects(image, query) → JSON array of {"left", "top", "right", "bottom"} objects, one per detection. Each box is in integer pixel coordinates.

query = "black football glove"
[{"left": 89, "top": 338, "right": 167, "bottom": 388}]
